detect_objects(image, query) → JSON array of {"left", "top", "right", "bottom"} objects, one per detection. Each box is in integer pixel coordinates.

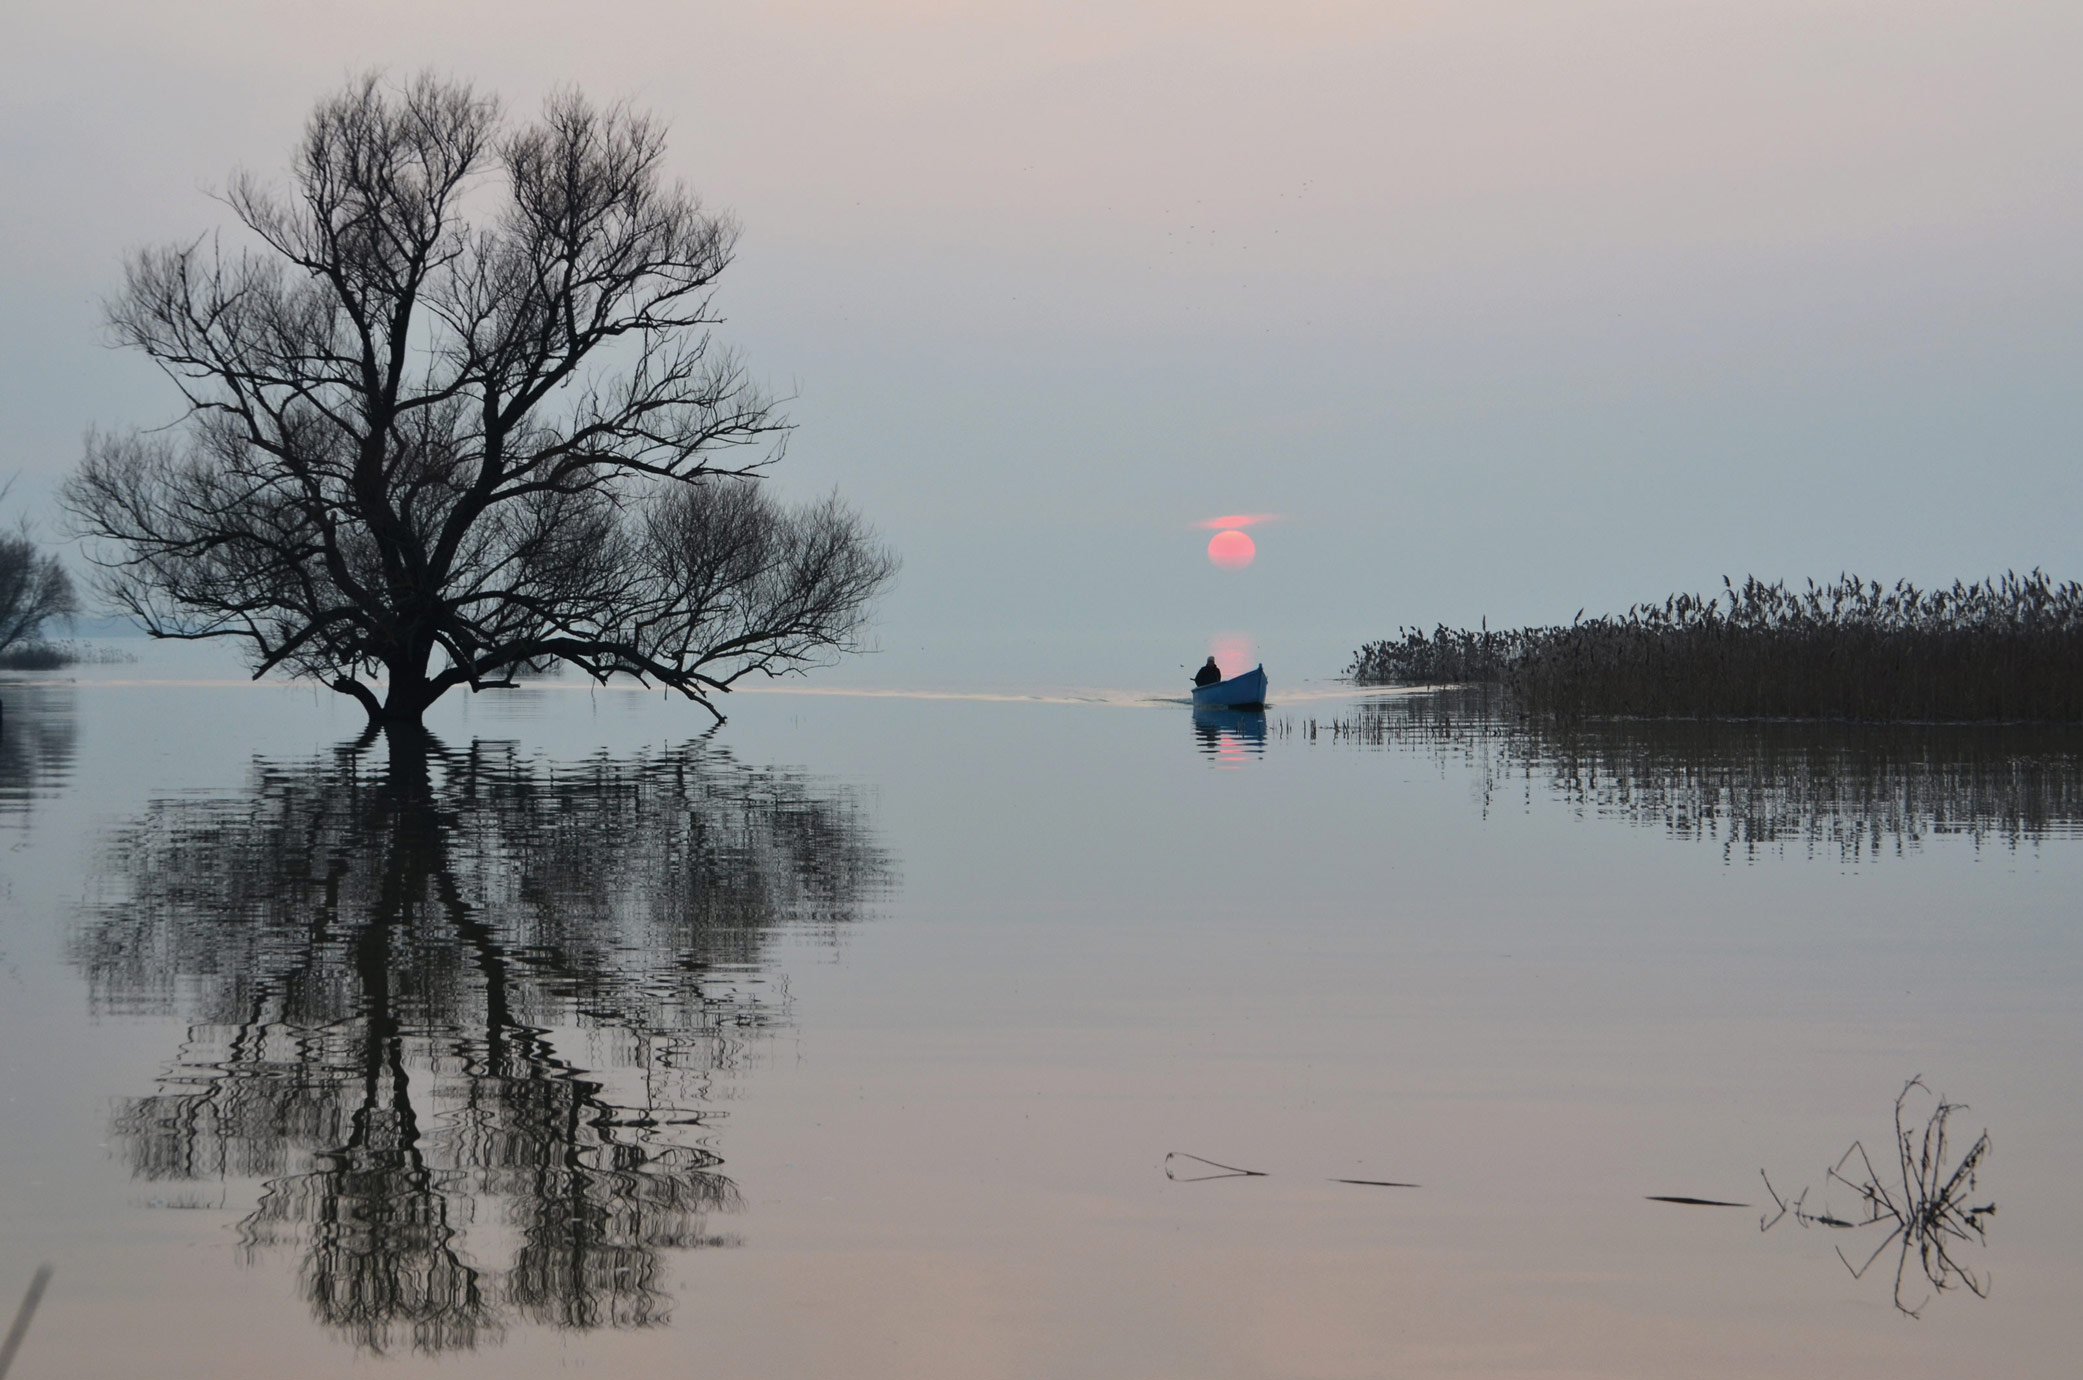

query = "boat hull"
[{"left": 1191, "top": 664, "right": 1268, "bottom": 710}]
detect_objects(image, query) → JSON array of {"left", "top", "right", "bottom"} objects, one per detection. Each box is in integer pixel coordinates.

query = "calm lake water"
[{"left": 2, "top": 650, "right": 2079, "bottom": 1378}]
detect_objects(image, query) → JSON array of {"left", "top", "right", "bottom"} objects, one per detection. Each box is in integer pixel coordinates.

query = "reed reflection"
[
  {"left": 1319, "top": 689, "right": 2083, "bottom": 857},
  {"left": 75, "top": 731, "right": 889, "bottom": 1353}
]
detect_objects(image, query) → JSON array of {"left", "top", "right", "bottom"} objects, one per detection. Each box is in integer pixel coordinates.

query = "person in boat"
[{"left": 1193, "top": 656, "right": 1223, "bottom": 688}]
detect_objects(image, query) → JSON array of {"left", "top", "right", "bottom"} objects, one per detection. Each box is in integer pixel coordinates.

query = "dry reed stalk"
[{"left": 1759, "top": 1077, "right": 1994, "bottom": 1317}]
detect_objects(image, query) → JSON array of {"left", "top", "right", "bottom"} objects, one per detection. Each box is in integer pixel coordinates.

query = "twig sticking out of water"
[
  {"left": 1645, "top": 1195, "right": 1749, "bottom": 1207},
  {"left": 0, "top": 1265, "right": 53, "bottom": 1380},
  {"left": 1164, "top": 1153, "right": 1267, "bottom": 1182},
  {"left": 1760, "top": 1077, "right": 1994, "bottom": 1317},
  {"left": 1166, "top": 1155, "right": 1420, "bottom": 1187}
]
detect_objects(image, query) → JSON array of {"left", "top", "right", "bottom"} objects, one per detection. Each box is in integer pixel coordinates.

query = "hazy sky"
[{"left": 4, "top": 2, "right": 2079, "bottom": 682}]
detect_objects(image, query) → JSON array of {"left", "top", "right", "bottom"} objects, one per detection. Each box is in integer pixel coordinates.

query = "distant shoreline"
[{"left": 0, "top": 639, "right": 138, "bottom": 672}]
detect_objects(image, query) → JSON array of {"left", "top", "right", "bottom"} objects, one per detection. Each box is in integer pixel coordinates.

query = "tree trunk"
[{"left": 377, "top": 643, "right": 439, "bottom": 726}]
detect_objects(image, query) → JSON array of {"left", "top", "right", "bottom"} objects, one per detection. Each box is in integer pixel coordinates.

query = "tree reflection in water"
[
  {"left": 75, "top": 730, "right": 889, "bottom": 1354},
  {"left": 0, "top": 683, "right": 77, "bottom": 824}
]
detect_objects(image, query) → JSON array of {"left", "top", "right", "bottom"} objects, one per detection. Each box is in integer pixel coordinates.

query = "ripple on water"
[{"left": 0, "top": 682, "right": 79, "bottom": 821}]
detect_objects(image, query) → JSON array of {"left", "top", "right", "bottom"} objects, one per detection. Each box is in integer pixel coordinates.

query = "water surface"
[{"left": 1, "top": 657, "right": 2078, "bottom": 1377}]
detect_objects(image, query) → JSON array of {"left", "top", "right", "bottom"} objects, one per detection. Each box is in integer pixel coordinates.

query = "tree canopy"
[
  {"left": 0, "top": 492, "right": 77, "bottom": 663},
  {"left": 68, "top": 74, "right": 893, "bottom": 725}
]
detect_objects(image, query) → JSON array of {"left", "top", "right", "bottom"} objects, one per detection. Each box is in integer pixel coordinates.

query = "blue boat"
[{"left": 1191, "top": 663, "right": 1268, "bottom": 710}]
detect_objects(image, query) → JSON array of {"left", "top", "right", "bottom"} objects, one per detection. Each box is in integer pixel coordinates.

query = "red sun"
[{"left": 1207, "top": 529, "right": 1255, "bottom": 569}]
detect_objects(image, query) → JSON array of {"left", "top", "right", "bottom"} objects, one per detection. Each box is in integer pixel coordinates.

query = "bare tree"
[
  {"left": 66, "top": 74, "right": 894, "bottom": 726},
  {"left": 0, "top": 503, "right": 77, "bottom": 659}
]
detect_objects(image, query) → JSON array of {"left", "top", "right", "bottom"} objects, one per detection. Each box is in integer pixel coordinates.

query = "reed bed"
[{"left": 1350, "top": 572, "right": 2083, "bottom": 722}]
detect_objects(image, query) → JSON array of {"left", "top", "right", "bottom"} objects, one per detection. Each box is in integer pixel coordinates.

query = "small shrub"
[{"left": 0, "top": 640, "right": 73, "bottom": 671}]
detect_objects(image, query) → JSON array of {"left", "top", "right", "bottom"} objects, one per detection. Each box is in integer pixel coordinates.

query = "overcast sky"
[{"left": 4, "top": 1, "right": 2079, "bottom": 683}]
